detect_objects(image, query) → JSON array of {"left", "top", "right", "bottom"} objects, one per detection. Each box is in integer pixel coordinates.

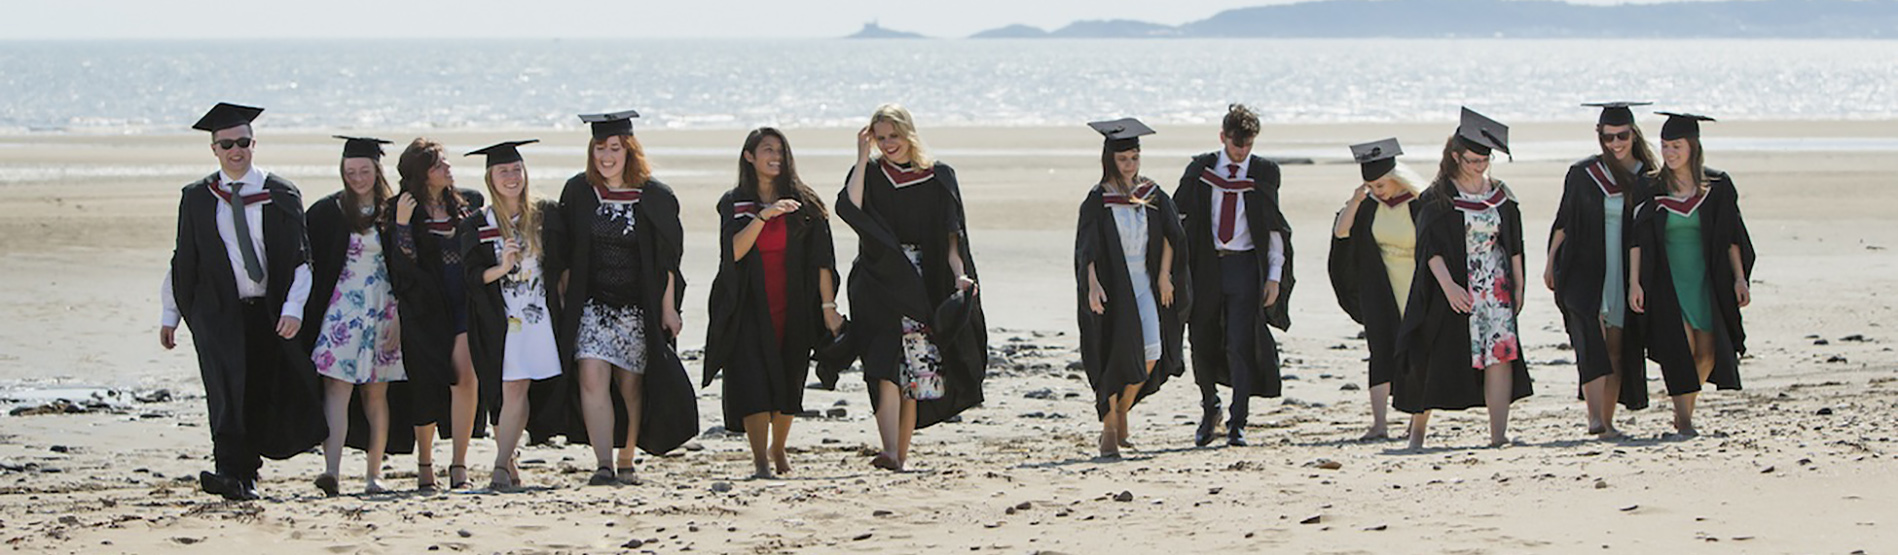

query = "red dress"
[{"left": 757, "top": 217, "right": 790, "bottom": 345}]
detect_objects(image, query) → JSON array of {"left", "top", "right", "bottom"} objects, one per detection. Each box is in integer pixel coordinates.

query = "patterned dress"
[
  {"left": 1460, "top": 190, "right": 1521, "bottom": 370},
  {"left": 492, "top": 210, "right": 562, "bottom": 381},
  {"left": 576, "top": 201, "right": 649, "bottom": 372},
  {"left": 312, "top": 230, "right": 407, "bottom": 384}
]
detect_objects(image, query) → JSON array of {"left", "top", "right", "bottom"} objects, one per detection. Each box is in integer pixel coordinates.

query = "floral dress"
[
  {"left": 1460, "top": 190, "right": 1521, "bottom": 369},
  {"left": 312, "top": 230, "right": 407, "bottom": 384}
]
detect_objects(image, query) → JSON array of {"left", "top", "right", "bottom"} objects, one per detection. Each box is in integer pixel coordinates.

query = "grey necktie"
[{"left": 227, "top": 182, "right": 265, "bottom": 283}]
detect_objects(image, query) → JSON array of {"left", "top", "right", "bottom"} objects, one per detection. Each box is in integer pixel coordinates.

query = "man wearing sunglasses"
[{"left": 159, "top": 102, "right": 327, "bottom": 501}]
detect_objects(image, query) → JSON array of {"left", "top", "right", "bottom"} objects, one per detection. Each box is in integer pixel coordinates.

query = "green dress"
[{"left": 1664, "top": 210, "right": 1716, "bottom": 331}]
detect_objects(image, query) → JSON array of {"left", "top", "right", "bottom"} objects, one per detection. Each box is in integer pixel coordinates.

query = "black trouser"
[
  {"left": 213, "top": 298, "right": 272, "bottom": 481},
  {"left": 1200, "top": 250, "right": 1260, "bottom": 430}
]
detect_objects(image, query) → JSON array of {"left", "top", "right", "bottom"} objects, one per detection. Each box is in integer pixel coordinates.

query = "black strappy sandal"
[
  {"left": 449, "top": 464, "right": 472, "bottom": 490},
  {"left": 415, "top": 463, "right": 438, "bottom": 493}
]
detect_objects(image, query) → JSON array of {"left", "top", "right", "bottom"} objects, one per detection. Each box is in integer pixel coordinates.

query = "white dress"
[
  {"left": 1111, "top": 202, "right": 1163, "bottom": 362},
  {"left": 490, "top": 210, "right": 562, "bottom": 381}
]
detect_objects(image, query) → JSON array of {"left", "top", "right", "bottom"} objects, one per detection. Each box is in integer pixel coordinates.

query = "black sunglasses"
[
  {"left": 1599, "top": 131, "right": 1633, "bottom": 142},
  {"left": 214, "top": 137, "right": 255, "bottom": 150}
]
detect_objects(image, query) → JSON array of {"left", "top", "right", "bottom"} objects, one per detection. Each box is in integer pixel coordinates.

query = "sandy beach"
[{"left": 3, "top": 119, "right": 1896, "bottom": 553}]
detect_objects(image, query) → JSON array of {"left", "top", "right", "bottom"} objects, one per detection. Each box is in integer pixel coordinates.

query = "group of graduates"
[
  {"left": 161, "top": 102, "right": 984, "bottom": 500},
  {"left": 158, "top": 98, "right": 1752, "bottom": 501},
  {"left": 1072, "top": 102, "right": 1753, "bottom": 459}
]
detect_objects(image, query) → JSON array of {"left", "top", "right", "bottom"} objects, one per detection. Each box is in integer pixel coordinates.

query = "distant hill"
[
  {"left": 845, "top": 22, "right": 927, "bottom": 39},
  {"left": 969, "top": 0, "right": 1898, "bottom": 38},
  {"left": 970, "top": 24, "right": 1050, "bottom": 39}
]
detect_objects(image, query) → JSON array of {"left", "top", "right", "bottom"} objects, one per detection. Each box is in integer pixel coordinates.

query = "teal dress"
[
  {"left": 1599, "top": 194, "right": 1627, "bottom": 328},
  {"left": 1663, "top": 210, "right": 1716, "bottom": 331}
]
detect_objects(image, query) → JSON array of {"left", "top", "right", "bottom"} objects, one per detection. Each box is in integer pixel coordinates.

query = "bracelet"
[{"left": 821, "top": 302, "right": 838, "bottom": 309}]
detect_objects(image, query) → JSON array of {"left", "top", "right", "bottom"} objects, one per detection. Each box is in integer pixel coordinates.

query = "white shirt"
[
  {"left": 159, "top": 167, "right": 312, "bottom": 327},
  {"left": 1208, "top": 150, "right": 1286, "bottom": 282}
]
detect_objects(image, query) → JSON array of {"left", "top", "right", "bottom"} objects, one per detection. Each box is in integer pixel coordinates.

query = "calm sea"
[{"left": 2, "top": 38, "right": 1896, "bottom": 134}]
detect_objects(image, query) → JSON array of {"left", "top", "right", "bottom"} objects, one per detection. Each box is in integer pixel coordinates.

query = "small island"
[{"left": 844, "top": 21, "right": 928, "bottom": 39}]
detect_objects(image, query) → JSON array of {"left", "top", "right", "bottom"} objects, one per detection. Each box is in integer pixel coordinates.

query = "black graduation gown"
[
  {"left": 1549, "top": 156, "right": 1650, "bottom": 410},
  {"left": 1392, "top": 187, "right": 1534, "bottom": 414},
  {"left": 460, "top": 202, "right": 570, "bottom": 442},
  {"left": 703, "top": 190, "right": 840, "bottom": 432},
  {"left": 1326, "top": 195, "right": 1420, "bottom": 388},
  {"left": 1074, "top": 183, "right": 1192, "bottom": 420},
  {"left": 836, "top": 160, "right": 989, "bottom": 429},
  {"left": 543, "top": 174, "right": 698, "bottom": 455},
  {"left": 1171, "top": 152, "right": 1297, "bottom": 398},
  {"left": 300, "top": 192, "right": 416, "bottom": 454},
  {"left": 382, "top": 188, "right": 488, "bottom": 438},
  {"left": 1629, "top": 169, "right": 1755, "bottom": 397},
  {"left": 169, "top": 172, "right": 327, "bottom": 459}
]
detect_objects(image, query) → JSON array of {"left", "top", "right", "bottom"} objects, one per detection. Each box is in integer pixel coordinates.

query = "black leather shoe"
[
  {"left": 233, "top": 478, "right": 261, "bottom": 501},
  {"left": 1226, "top": 428, "right": 1249, "bottom": 447},
  {"left": 1194, "top": 401, "right": 1221, "bottom": 447},
  {"left": 199, "top": 471, "right": 256, "bottom": 501}
]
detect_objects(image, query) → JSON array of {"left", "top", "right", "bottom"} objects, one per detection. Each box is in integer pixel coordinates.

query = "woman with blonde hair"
[
  {"left": 1628, "top": 112, "right": 1754, "bottom": 438},
  {"left": 839, "top": 104, "right": 987, "bottom": 471},
  {"left": 546, "top": 110, "right": 698, "bottom": 485},
  {"left": 461, "top": 140, "right": 565, "bottom": 491},
  {"left": 1326, "top": 138, "right": 1422, "bottom": 441}
]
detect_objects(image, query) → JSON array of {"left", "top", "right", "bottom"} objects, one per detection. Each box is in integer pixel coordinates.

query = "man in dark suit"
[
  {"left": 1172, "top": 104, "right": 1297, "bottom": 447},
  {"left": 159, "top": 103, "right": 326, "bottom": 500}
]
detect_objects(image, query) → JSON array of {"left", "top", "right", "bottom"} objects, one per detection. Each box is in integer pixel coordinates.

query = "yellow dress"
[{"left": 1372, "top": 199, "right": 1416, "bottom": 317}]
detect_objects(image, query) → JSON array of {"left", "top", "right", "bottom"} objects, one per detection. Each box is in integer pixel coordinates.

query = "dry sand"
[{"left": 2, "top": 120, "right": 1896, "bottom": 553}]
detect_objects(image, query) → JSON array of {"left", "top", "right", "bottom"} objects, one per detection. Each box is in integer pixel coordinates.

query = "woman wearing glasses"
[
  {"left": 1394, "top": 108, "right": 1534, "bottom": 450},
  {"left": 1545, "top": 102, "right": 1658, "bottom": 440}
]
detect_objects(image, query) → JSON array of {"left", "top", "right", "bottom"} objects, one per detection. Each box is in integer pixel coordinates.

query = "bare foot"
[
  {"left": 751, "top": 462, "right": 774, "bottom": 480},
  {"left": 770, "top": 449, "right": 792, "bottom": 475},
  {"left": 870, "top": 452, "right": 900, "bottom": 471},
  {"left": 1586, "top": 420, "right": 1605, "bottom": 435},
  {"left": 1597, "top": 428, "right": 1625, "bottom": 441},
  {"left": 1488, "top": 437, "right": 1512, "bottom": 448},
  {"left": 1359, "top": 428, "right": 1390, "bottom": 441},
  {"left": 1099, "top": 429, "right": 1121, "bottom": 459},
  {"left": 363, "top": 479, "right": 389, "bottom": 495}
]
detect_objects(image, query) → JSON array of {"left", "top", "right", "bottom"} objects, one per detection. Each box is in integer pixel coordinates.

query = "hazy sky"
[{"left": 8, "top": 0, "right": 1712, "bottom": 39}]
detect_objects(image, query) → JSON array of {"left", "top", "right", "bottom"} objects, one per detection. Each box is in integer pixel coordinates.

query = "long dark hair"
[
  {"left": 737, "top": 127, "right": 828, "bottom": 220},
  {"left": 338, "top": 158, "right": 392, "bottom": 233},
  {"left": 396, "top": 137, "right": 465, "bottom": 215},
  {"left": 1598, "top": 123, "right": 1660, "bottom": 196},
  {"left": 1098, "top": 145, "right": 1137, "bottom": 193},
  {"left": 1427, "top": 134, "right": 1496, "bottom": 205}
]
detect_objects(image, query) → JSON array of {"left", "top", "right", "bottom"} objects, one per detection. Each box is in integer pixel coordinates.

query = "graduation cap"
[
  {"left": 191, "top": 102, "right": 264, "bottom": 133},
  {"left": 1582, "top": 101, "right": 1653, "bottom": 127},
  {"left": 1456, "top": 107, "right": 1510, "bottom": 158},
  {"left": 1087, "top": 118, "right": 1156, "bottom": 152},
  {"left": 578, "top": 110, "right": 640, "bottom": 141},
  {"left": 1656, "top": 111, "right": 1716, "bottom": 141},
  {"left": 334, "top": 135, "right": 394, "bottom": 160},
  {"left": 1349, "top": 138, "right": 1403, "bottom": 182},
  {"left": 465, "top": 139, "right": 540, "bottom": 167}
]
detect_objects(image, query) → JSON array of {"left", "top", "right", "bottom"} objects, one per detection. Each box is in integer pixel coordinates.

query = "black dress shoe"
[
  {"left": 199, "top": 471, "right": 257, "bottom": 501},
  {"left": 1194, "top": 402, "right": 1221, "bottom": 447},
  {"left": 233, "top": 478, "right": 261, "bottom": 501},
  {"left": 199, "top": 471, "right": 233, "bottom": 497},
  {"left": 1226, "top": 428, "right": 1248, "bottom": 447}
]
